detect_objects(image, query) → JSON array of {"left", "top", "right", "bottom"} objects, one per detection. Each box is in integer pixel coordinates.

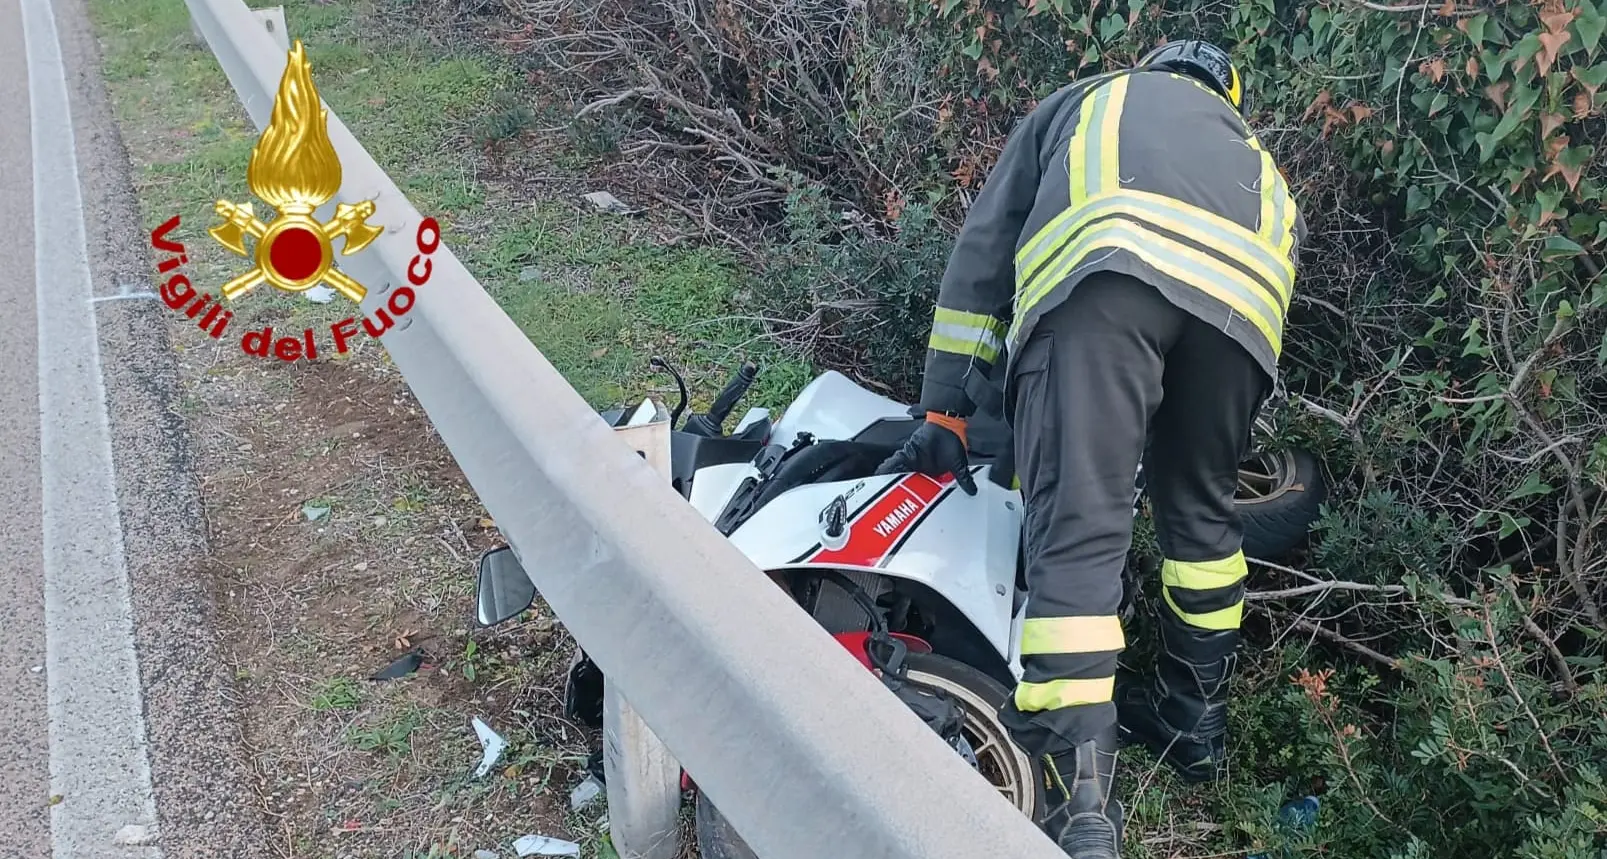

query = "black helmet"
[{"left": 1137, "top": 40, "right": 1245, "bottom": 118}]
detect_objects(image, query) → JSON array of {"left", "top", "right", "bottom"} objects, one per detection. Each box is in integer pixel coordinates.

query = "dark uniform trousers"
[{"left": 999, "top": 270, "right": 1267, "bottom": 757}]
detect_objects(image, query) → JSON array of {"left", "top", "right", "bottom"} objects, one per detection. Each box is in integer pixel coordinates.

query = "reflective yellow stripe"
[
  {"left": 1014, "top": 676, "right": 1116, "bottom": 712},
  {"left": 1020, "top": 616, "right": 1125, "bottom": 656},
  {"left": 1015, "top": 191, "right": 1293, "bottom": 308},
  {"left": 1243, "top": 131, "right": 1300, "bottom": 258},
  {"left": 1094, "top": 76, "right": 1129, "bottom": 194},
  {"left": 1017, "top": 205, "right": 1078, "bottom": 290},
  {"left": 1277, "top": 170, "right": 1298, "bottom": 255},
  {"left": 1010, "top": 220, "right": 1283, "bottom": 353},
  {"left": 1063, "top": 85, "right": 1105, "bottom": 208},
  {"left": 1161, "top": 552, "right": 1248, "bottom": 591},
  {"left": 933, "top": 306, "right": 1006, "bottom": 334},
  {"left": 1259, "top": 152, "right": 1280, "bottom": 251},
  {"left": 928, "top": 333, "right": 999, "bottom": 363},
  {"left": 1163, "top": 588, "right": 1243, "bottom": 631},
  {"left": 929, "top": 307, "right": 1006, "bottom": 363}
]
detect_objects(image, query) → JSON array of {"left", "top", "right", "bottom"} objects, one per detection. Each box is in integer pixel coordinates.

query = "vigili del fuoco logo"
[{"left": 147, "top": 40, "right": 441, "bottom": 362}]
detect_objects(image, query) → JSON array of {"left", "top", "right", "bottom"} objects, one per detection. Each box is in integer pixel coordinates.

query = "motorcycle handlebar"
[{"left": 706, "top": 360, "right": 759, "bottom": 427}]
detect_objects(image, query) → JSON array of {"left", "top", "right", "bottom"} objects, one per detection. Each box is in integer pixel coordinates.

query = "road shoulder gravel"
[{"left": 55, "top": 0, "right": 272, "bottom": 854}]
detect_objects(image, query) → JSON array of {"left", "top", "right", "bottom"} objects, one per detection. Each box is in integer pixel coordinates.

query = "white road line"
[{"left": 21, "top": 0, "right": 164, "bottom": 856}]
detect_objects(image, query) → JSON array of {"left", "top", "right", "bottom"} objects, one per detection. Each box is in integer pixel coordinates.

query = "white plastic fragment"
[
  {"left": 113, "top": 824, "right": 159, "bottom": 846},
  {"left": 513, "top": 834, "right": 580, "bottom": 857},
  {"left": 473, "top": 850, "right": 498, "bottom": 859},
  {"left": 581, "top": 191, "right": 641, "bottom": 216},
  {"left": 471, "top": 717, "right": 507, "bottom": 778},
  {"left": 304, "top": 284, "right": 337, "bottom": 304},
  {"left": 568, "top": 775, "right": 603, "bottom": 810}
]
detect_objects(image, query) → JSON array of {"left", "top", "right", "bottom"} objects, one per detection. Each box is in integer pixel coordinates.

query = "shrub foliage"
[{"left": 481, "top": 0, "right": 1607, "bottom": 852}]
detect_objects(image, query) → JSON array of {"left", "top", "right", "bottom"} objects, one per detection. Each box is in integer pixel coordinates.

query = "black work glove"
[{"left": 874, "top": 414, "right": 978, "bottom": 496}]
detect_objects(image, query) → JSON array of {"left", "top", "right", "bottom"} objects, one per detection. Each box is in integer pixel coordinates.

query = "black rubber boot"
[
  {"left": 1038, "top": 724, "right": 1123, "bottom": 858},
  {"left": 1116, "top": 610, "right": 1239, "bottom": 784}
]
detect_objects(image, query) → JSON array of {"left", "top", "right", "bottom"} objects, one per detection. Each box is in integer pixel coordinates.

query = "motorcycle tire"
[
  {"left": 1235, "top": 446, "right": 1326, "bottom": 560},
  {"left": 693, "top": 652, "right": 1046, "bottom": 859}
]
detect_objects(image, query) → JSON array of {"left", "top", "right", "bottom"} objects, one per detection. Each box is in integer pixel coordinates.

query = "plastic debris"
[
  {"left": 29, "top": 666, "right": 42, "bottom": 674},
  {"left": 473, "top": 851, "right": 498, "bottom": 859},
  {"left": 581, "top": 191, "right": 642, "bottom": 216},
  {"left": 301, "top": 502, "right": 331, "bottom": 522},
  {"left": 1247, "top": 796, "right": 1320, "bottom": 859},
  {"left": 304, "top": 284, "right": 337, "bottom": 304},
  {"left": 113, "top": 824, "right": 160, "bottom": 846},
  {"left": 513, "top": 834, "right": 580, "bottom": 857},
  {"left": 370, "top": 650, "right": 424, "bottom": 681},
  {"left": 568, "top": 775, "right": 603, "bottom": 811},
  {"left": 472, "top": 717, "right": 507, "bottom": 778}
]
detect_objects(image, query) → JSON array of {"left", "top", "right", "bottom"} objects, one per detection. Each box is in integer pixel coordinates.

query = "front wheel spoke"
[{"left": 971, "top": 734, "right": 1001, "bottom": 761}]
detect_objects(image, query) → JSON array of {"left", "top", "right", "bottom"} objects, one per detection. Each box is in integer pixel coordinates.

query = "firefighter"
[{"left": 874, "top": 40, "right": 1305, "bottom": 855}]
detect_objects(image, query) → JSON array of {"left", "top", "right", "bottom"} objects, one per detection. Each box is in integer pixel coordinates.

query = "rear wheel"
[
  {"left": 1235, "top": 446, "right": 1325, "bottom": 560},
  {"left": 693, "top": 652, "right": 1044, "bottom": 858}
]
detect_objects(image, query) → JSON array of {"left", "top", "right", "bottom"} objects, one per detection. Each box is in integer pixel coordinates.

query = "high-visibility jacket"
[{"left": 918, "top": 67, "right": 1306, "bottom": 417}]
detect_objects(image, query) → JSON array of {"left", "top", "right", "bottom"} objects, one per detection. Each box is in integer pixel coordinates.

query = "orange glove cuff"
[{"left": 924, "top": 411, "right": 968, "bottom": 449}]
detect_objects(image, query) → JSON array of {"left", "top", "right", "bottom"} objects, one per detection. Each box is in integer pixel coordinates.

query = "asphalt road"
[{"left": 1, "top": 0, "right": 269, "bottom": 855}]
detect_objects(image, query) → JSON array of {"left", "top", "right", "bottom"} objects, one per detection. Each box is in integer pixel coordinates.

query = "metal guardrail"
[{"left": 182, "top": 1, "right": 1066, "bottom": 856}]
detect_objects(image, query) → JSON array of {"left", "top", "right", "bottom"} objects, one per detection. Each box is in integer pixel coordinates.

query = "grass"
[
  {"left": 90, "top": 0, "right": 813, "bottom": 416},
  {"left": 346, "top": 706, "right": 424, "bottom": 755},
  {"left": 310, "top": 676, "right": 365, "bottom": 711}
]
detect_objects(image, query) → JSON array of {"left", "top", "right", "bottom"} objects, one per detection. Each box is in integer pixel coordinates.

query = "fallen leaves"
[{"left": 1303, "top": 91, "right": 1376, "bottom": 138}]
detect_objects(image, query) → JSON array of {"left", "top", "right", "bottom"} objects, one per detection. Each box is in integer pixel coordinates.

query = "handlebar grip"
[{"left": 706, "top": 361, "right": 759, "bottom": 426}]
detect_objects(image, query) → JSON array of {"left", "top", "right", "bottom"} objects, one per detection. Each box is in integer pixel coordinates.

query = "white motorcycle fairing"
[
  {"left": 679, "top": 370, "right": 1029, "bottom": 679},
  {"left": 768, "top": 370, "right": 912, "bottom": 445}
]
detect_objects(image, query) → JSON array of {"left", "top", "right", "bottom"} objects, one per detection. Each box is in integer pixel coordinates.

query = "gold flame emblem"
[{"left": 209, "top": 40, "right": 380, "bottom": 303}]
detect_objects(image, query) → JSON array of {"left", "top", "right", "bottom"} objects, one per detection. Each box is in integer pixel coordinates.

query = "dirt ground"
[{"left": 173, "top": 326, "right": 610, "bottom": 857}]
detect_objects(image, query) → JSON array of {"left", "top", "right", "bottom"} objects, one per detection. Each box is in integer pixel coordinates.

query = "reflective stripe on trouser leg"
[
  {"left": 1013, "top": 615, "right": 1124, "bottom": 715},
  {"left": 1160, "top": 551, "right": 1247, "bottom": 631}
]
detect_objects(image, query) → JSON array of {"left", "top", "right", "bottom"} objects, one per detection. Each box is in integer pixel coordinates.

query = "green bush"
[{"left": 488, "top": 0, "right": 1607, "bottom": 852}]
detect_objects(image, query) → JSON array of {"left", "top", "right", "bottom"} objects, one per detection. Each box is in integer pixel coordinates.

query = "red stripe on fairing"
[{"left": 805, "top": 472, "right": 953, "bottom": 567}]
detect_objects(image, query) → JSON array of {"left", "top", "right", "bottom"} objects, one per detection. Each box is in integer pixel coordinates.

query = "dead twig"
[{"left": 1259, "top": 605, "right": 1399, "bottom": 669}]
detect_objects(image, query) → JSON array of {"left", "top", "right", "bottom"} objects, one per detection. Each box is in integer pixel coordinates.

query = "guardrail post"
[{"left": 604, "top": 410, "right": 683, "bottom": 859}]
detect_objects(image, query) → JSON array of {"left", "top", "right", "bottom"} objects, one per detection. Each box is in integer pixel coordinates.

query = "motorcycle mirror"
[{"left": 474, "top": 546, "right": 537, "bottom": 627}]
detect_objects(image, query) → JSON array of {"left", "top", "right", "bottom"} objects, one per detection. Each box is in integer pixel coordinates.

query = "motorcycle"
[{"left": 475, "top": 357, "right": 1326, "bottom": 858}]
